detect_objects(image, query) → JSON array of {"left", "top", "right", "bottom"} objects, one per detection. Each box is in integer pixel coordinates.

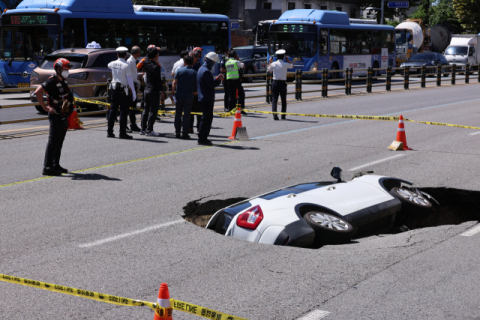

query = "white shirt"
[
  {"left": 108, "top": 58, "right": 132, "bottom": 86},
  {"left": 126, "top": 55, "right": 138, "bottom": 84},
  {"left": 171, "top": 58, "right": 185, "bottom": 77},
  {"left": 267, "top": 60, "right": 293, "bottom": 80}
]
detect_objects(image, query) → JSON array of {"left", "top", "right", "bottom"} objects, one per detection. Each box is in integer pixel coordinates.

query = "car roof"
[
  {"left": 233, "top": 46, "right": 268, "bottom": 50},
  {"left": 49, "top": 48, "right": 118, "bottom": 55}
]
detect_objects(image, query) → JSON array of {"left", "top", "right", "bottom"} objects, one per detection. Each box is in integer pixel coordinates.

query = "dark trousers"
[
  {"left": 189, "top": 95, "right": 201, "bottom": 131},
  {"left": 272, "top": 80, "right": 287, "bottom": 113},
  {"left": 175, "top": 97, "right": 193, "bottom": 135},
  {"left": 141, "top": 90, "right": 160, "bottom": 133},
  {"left": 108, "top": 89, "right": 129, "bottom": 135},
  {"left": 228, "top": 79, "right": 245, "bottom": 111},
  {"left": 198, "top": 100, "right": 214, "bottom": 142},
  {"left": 223, "top": 79, "right": 229, "bottom": 111},
  {"left": 129, "top": 83, "right": 138, "bottom": 125},
  {"left": 44, "top": 113, "right": 67, "bottom": 168}
]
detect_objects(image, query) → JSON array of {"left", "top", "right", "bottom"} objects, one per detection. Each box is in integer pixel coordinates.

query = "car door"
[
  {"left": 468, "top": 46, "right": 476, "bottom": 66},
  {"left": 253, "top": 49, "right": 268, "bottom": 72}
]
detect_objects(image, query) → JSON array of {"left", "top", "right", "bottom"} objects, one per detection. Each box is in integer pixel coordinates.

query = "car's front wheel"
[
  {"left": 243, "top": 68, "right": 254, "bottom": 83},
  {"left": 304, "top": 211, "right": 354, "bottom": 245},
  {"left": 390, "top": 187, "right": 432, "bottom": 218}
]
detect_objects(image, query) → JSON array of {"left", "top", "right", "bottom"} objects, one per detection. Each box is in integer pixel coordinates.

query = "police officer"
[
  {"left": 267, "top": 49, "right": 293, "bottom": 120},
  {"left": 107, "top": 46, "right": 136, "bottom": 139},
  {"left": 126, "top": 46, "right": 142, "bottom": 132},
  {"left": 34, "top": 58, "right": 74, "bottom": 176},
  {"left": 225, "top": 49, "right": 246, "bottom": 113}
]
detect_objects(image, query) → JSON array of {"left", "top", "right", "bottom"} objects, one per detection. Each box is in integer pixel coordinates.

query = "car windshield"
[
  {"left": 410, "top": 53, "right": 435, "bottom": 61},
  {"left": 445, "top": 46, "right": 468, "bottom": 55},
  {"left": 40, "top": 55, "right": 86, "bottom": 70},
  {"left": 269, "top": 24, "right": 317, "bottom": 57},
  {"left": 234, "top": 48, "right": 254, "bottom": 59}
]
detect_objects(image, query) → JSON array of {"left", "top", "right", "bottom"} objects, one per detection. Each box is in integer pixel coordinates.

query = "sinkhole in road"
[{"left": 183, "top": 188, "right": 480, "bottom": 240}]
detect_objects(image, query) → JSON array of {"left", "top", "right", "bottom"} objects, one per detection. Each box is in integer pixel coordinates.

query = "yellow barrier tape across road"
[
  {"left": 0, "top": 273, "right": 248, "bottom": 319},
  {"left": 0, "top": 273, "right": 156, "bottom": 310},
  {"left": 74, "top": 97, "right": 110, "bottom": 106},
  {"left": 404, "top": 119, "right": 480, "bottom": 130}
]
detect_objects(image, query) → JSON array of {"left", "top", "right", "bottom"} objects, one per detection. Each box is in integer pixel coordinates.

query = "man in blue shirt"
[
  {"left": 170, "top": 55, "right": 197, "bottom": 139},
  {"left": 197, "top": 52, "right": 224, "bottom": 146}
]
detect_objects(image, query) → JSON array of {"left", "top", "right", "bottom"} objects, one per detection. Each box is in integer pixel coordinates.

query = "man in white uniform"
[
  {"left": 107, "top": 46, "right": 136, "bottom": 139},
  {"left": 126, "top": 46, "right": 142, "bottom": 132},
  {"left": 171, "top": 50, "right": 189, "bottom": 78},
  {"left": 267, "top": 49, "right": 293, "bottom": 120}
]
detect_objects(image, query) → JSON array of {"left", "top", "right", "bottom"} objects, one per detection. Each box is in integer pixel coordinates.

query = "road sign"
[
  {"left": 387, "top": 1, "right": 409, "bottom": 8},
  {"left": 231, "top": 22, "right": 240, "bottom": 30}
]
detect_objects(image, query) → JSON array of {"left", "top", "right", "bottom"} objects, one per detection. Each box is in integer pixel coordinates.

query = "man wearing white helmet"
[
  {"left": 107, "top": 46, "right": 136, "bottom": 139},
  {"left": 196, "top": 51, "right": 224, "bottom": 146},
  {"left": 267, "top": 49, "right": 293, "bottom": 120}
]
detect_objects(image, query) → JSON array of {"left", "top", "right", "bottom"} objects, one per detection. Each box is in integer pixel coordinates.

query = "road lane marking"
[
  {"left": 469, "top": 131, "right": 480, "bottom": 136},
  {"left": 348, "top": 154, "right": 405, "bottom": 171},
  {"left": 460, "top": 224, "right": 480, "bottom": 237},
  {"left": 79, "top": 219, "right": 185, "bottom": 247},
  {"left": 296, "top": 309, "right": 331, "bottom": 320}
]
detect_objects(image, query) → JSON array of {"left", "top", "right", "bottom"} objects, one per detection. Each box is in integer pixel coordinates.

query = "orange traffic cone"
[
  {"left": 68, "top": 106, "right": 83, "bottom": 130},
  {"left": 395, "top": 115, "right": 411, "bottom": 150},
  {"left": 153, "top": 283, "right": 173, "bottom": 320},
  {"left": 228, "top": 107, "right": 243, "bottom": 140}
]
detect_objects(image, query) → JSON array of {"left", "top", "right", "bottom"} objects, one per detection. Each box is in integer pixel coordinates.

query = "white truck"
[{"left": 444, "top": 34, "right": 480, "bottom": 71}]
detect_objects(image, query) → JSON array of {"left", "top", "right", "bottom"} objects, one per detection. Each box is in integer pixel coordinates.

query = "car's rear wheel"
[
  {"left": 390, "top": 187, "right": 432, "bottom": 218},
  {"left": 304, "top": 211, "right": 354, "bottom": 245}
]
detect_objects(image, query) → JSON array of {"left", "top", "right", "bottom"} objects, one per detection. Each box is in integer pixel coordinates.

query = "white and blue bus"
[
  {"left": 268, "top": 10, "right": 395, "bottom": 79},
  {"left": 0, "top": 0, "right": 230, "bottom": 89}
]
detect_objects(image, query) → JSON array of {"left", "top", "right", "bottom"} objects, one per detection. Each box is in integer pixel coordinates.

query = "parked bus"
[
  {"left": 267, "top": 10, "right": 395, "bottom": 79},
  {"left": 0, "top": 0, "right": 230, "bottom": 89}
]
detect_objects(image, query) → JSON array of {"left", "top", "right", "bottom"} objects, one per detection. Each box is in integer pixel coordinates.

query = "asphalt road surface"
[{"left": 1, "top": 77, "right": 480, "bottom": 320}]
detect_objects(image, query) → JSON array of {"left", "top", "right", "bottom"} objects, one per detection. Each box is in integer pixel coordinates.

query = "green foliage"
[
  {"left": 386, "top": 20, "right": 400, "bottom": 27},
  {"left": 132, "top": 0, "right": 233, "bottom": 15},
  {"left": 359, "top": 0, "right": 421, "bottom": 21},
  {"left": 430, "top": 0, "right": 463, "bottom": 31},
  {"left": 453, "top": 0, "right": 480, "bottom": 32}
]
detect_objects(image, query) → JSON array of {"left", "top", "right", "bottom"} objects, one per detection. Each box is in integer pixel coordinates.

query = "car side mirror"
[{"left": 330, "top": 167, "right": 343, "bottom": 182}]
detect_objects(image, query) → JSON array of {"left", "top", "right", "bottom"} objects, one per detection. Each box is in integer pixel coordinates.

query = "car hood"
[{"left": 401, "top": 61, "right": 434, "bottom": 67}]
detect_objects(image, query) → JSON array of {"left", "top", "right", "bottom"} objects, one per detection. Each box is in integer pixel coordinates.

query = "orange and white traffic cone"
[
  {"left": 228, "top": 107, "right": 243, "bottom": 140},
  {"left": 153, "top": 283, "right": 173, "bottom": 320},
  {"left": 68, "top": 106, "right": 83, "bottom": 130},
  {"left": 389, "top": 115, "right": 411, "bottom": 150}
]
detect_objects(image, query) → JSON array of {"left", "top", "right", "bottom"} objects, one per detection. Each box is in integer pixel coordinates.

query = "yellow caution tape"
[
  {"left": 172, "top": 299, "right": 249, "bottom": 320},
  {"left": 0, "top": 273, "right": 248, "bottom": 319},
  {"left": 0, "top": 273, "right": 156, "bottom": 310},
  {"left": 74, "top": 97, "right": 110, "bottom": 106},
  {"left": 404, "top": 119, "right": 480, "bottom": 130},
  {"left": 243, "top": 109, "right": 399, "bottom": 121}
]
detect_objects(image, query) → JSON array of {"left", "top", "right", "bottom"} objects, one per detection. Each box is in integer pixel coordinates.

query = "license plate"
[
  {"left": 18, "top": 83, "right": 30, "bottom": 88},
  {"left": 410, "top": 68, "right": 417, "bottom": 72}
]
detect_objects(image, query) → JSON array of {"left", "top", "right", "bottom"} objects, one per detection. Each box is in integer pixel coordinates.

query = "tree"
[
  {"left": 359, "top": 0, "right": 421, "bottom": 22},
  {"left": 430, "top": 0, "right": 462, "bottom": 31},
  {"left": 453, "top": 0, "right": 480, "bottom": 32},
  {"left": 0, "top": 0, "right": 23, "bottom": 9},
  {"left": 132, "top": 0, "right": 233, "bottom": 16}
]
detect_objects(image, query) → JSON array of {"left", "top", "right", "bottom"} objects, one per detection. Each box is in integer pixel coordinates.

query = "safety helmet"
[
  {"left": 54, "top": 58, "right": 72, "bottom": 70},
  {"left": 194, "top": 47, "right": 203, "bottom": 52},
  {"left": 205, "top": 52, "right": 219, "bottom": 63}
]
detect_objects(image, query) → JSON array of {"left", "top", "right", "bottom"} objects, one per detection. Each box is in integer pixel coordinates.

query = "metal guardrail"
[{"left": 1, "top": 63, "right": 478, "bottom": 126}]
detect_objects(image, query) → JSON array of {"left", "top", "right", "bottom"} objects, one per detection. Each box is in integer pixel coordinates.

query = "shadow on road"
[{"left": 68, "top": 173, "right": 121, "bottom": 181}]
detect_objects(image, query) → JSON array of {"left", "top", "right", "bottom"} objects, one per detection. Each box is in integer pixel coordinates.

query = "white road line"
[
  {"left": 348, "top": 154, "right": 406, "bottom": 172},
  {"left": 469, "top": 131, "right": 480, "bottom": 136},
  {"left": 296, "top": 309, "right": 331, "bottom": 320},
  {"left": 78, "top": 220, "right": 185, "bottom": 248},
  {"left": 460, "top": 224, "right": 480, "bottom": 237}
]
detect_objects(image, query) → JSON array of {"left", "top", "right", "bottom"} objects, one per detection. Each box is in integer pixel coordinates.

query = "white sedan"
[{"left": 206, "top": 168, "right": 435, "bottom": 247}]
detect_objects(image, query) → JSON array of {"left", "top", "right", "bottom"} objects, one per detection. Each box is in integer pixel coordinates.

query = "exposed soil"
[{"left": 183, "top": 188, "right": 480, "bottom": 234}]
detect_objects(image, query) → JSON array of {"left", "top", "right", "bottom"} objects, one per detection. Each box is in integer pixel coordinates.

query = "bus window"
[
  {"left": 269, "top": 24, "right": 317, "bottom": 58},
  {"left": 329, "top": 29, "right": 347, "bottom": 55},
  {"left": 63, "top": 18, "right": 85, "bottom": 48},
  {"left": 382, "top": 30, "right": 395, "bottom": 54},
  {"left": 371, "top": 30, "right": 382, "bottom": 54},
  {"left": 319, "top": 29, "right": 327, "bottom": 55}
]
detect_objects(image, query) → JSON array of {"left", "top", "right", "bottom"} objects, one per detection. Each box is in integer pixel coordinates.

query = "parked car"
[
  {"left": 206, "top": 167, "right": 435, "bottom": 247},
  {"left": 399, "top": 52, "right": 451, "bottom": 76},
  {"left": 30, "top": 48, "right": 119, "bottom": 113},
  {"left": 233, "top": 45, "right": 268, "bottom": 83}
]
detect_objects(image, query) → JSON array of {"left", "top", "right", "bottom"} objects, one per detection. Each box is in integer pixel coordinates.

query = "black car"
[
  {"left": 233, "top": 45, "right": 268, "bottom": 83},
  {"left": 400, "top": 52, "right": 450, "bottom": 76}
]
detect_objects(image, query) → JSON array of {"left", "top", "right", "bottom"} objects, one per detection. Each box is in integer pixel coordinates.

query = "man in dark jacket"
[
  {"left": 140, "top": 45, "right": 164, "bottom": 137},
  {"left": 197, "top": 52, "right": 224, "bottom": 146}
]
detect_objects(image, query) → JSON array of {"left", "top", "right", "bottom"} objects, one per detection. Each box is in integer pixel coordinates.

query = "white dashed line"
[
  {"left": 460, "top": 224, "right": 480, "bottom": 237},
  {"left": 348, "top": 154, "right": 406, "bottom": 172},
  {"left": 469, "top": 131, "right": 480, "bottom": 136},
  {"left": 296, "top": 309, "right": 331, "bottom": 320},
  {"left": 78, "top": 220, "right": 185, "bottom": 248}
]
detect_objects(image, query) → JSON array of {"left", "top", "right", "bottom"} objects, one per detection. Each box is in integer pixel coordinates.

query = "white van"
[{"left": 444, "top": 34, "right": 480, "bottom": 71}]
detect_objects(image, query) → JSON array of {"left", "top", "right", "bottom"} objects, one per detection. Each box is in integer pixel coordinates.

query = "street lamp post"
[{"left": 380, "top": 0, "right": 390, "bottom": 25}]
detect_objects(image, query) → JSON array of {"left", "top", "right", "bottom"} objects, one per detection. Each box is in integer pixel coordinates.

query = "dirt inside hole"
[
  {"left": 183, "top": 197, "right": 247, "bottom": 228},
  {"left": 183, "top": 188, "right": 480, "bottom": 233}
]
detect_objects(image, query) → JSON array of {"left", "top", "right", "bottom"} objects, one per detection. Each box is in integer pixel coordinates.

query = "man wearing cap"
[
  {"left": 197, "top": 52, "right": 224, "bottom": 146},
  {"left": 267, "top": 49, "right": 293, "bottom": 120},
  {"left": 126, "top": 46, "right": 142, "bottom": 132},
  {"left": 107, "top": 46, "right": 136, "bottom": 139},
  {"left": 140, "top": 45, "right": 163, "bottom": 137}
]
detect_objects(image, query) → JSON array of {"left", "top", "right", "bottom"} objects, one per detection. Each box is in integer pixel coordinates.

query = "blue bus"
[
  {"left": 0, "top": 0, "right": 230, "bottom": 89},
  {"left": 268, "top": 10, "right": 396, "bottom": 79}
]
